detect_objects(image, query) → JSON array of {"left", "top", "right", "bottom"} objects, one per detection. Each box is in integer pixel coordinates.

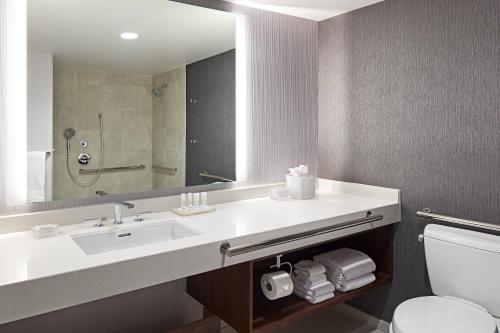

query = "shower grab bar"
[
  {"left": 199, "top": 172, "right": 234, "bottom": 182},
  {"left": 152, "top": 165, "right": 177, "bottom": 174},
  {"left": 416, "top": 208, "right": 500, "bottom": 233},
  {"left": 220, "top": 213, "right": 384, "bottom": 257},
  {"left": 79, "top": 164, "right": 146, "bottom": 174}
]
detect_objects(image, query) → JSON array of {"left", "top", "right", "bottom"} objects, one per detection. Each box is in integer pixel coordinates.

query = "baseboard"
[{"left": 333, "top": 303, "right": 390, "bottom": 333}]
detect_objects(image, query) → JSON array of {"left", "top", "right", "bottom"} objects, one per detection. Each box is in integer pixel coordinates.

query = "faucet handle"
[
  {"left": 84, "top": 217, "right": 107, "bottom": 227},
  {"left": 134, "top": 211, "right": 153, "bottom": 222}
]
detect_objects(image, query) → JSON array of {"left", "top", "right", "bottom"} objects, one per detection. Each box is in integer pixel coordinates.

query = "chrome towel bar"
[
  {"left": 152, "top": 165, "right": 177, "bottom": 174},
  {"left": 79, "top": 164, "right": 146, "bottom": 174},
  {"left": 220, "top": 213, "right": 384, "bottom": 257},
  {"left": 416, "top": 208, "right": 500, "bottom": 233},
  {"left": 199, "top": 172, "right": 234, "bottom": 182}
]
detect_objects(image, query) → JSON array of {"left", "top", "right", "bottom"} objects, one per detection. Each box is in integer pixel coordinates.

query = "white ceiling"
[
  {"left": 28, "top": 0, "right": 236, "bottom": 75},
  {"left": 223, "top": 0, "right": 384, "bottom": 21}
]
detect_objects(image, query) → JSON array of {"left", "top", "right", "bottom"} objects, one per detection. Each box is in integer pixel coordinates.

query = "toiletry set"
[
  {"left": 172, "top": 191, "right": 216, "bottom": 216},
  {"left": 271, "top": 164, "right": 316, "bottom": 200}
]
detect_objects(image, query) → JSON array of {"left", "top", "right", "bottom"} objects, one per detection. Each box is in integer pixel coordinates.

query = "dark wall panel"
[
  {"left": 186, "top": 49, "right": 236, "bottom": 186},
  {"left": 318, "top": 0, "right": 500, "bottom": 322}
]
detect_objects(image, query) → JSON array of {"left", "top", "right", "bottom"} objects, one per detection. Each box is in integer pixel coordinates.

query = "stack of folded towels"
[
  {"left": 314, "top": 248, "right": 376, "bottom": 292},
  {"left": 292, "top": 260, "right": 335, "bottom": 304}
]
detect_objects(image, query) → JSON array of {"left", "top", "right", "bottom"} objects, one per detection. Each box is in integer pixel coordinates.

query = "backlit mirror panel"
[{"left": 25, "top": 0, "right": 236, "bottom": 203}]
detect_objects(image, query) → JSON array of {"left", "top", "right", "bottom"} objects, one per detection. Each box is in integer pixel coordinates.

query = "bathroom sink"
[{"left": 72, "top": 220, "right": 200, "bottom": 255}]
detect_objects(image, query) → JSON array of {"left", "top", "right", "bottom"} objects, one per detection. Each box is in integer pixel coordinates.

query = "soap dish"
[
  {"left": 31, "top": 224, "right": 59, "bottom": 238},
  {"left": 171, "top": 206, "right": 216, "bottom": 217},
  {"left": 270, "top": 187, "right": 290, "bottom": 200}
]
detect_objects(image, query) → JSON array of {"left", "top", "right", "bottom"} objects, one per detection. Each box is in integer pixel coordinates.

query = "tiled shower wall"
[
  {"left": 53, "top": 69, "right": 153, "bottom": 200},
  {"left": 152, "top": 67, "right": 187, "bottom": 189}
]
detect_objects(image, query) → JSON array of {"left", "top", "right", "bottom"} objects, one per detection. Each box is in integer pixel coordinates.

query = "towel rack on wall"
[
  {"left": 220, "top": 213, "right": 384, "bottom": 257},
  {"left": 79, "top": 164, "right": 146, "bottom": 174},
  {"left": 416, "top": 208, "right": 500, "bottom": 233},
  {"left": 152, "top": 165, "right": 177, "bottom": 174},
  {"left": 199, "top": 171, "right": 234, "bottom": 182}
]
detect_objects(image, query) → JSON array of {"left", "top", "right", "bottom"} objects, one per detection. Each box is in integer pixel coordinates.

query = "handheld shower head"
[
  {"left": 63, "top": 128, "right": 76, "bottom": 140},
  {"left": 63, "top": 128, "right": 76, "bottom": 154}
]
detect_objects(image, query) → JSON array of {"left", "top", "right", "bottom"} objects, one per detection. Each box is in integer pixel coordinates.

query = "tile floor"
[{"left": 221, "top": 304, "right": 386, "bottom": 333}]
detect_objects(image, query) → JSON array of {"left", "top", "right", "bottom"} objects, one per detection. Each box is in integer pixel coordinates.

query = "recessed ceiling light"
[{"left": 120, "top": 32, "right": 139, "bottom": 40}]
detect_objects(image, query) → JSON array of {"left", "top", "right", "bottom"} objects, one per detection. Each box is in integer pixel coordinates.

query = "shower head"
[
  {"left": 152, "top": 83, "right": 168, "bottom": 97},
  {"left": 63, "top": 128, "right": 76, "bottom": 140}
]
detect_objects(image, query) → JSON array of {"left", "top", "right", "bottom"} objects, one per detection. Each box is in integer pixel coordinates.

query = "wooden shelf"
[
  {"left": 252, "top": 273, "right": 391, "bottom": 333},
  {"left": 187, "top": 225, "right": 394, "bottom": 333}
]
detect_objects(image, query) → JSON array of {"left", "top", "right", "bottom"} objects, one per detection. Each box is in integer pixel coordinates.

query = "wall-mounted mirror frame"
[{"left": 0, "top": 0, "right": 248, "bottom": 216}]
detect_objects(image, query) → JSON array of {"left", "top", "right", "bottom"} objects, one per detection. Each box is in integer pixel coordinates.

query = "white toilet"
[{"left": 390, "top": 224, "right": 500, "bottom": 333}]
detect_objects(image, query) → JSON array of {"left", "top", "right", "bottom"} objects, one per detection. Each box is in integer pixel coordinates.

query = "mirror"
[{"left": 25, "top": 0, "right": 237, "bottom": 203}]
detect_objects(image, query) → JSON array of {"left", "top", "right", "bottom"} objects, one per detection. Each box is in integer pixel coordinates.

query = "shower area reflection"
[
  {"left": 63, "top": 113, "right": 104, "bottom": 187},
  {"left": 52, "top": 69, "right": 186, "bottom": 200},
  {"left": 25, "top": 0, "right": 237, "bottom": 202}
]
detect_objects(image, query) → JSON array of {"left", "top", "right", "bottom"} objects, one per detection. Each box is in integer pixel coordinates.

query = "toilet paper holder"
[{"left": 270, "top": 254, "right": 293, "bottom": 275}]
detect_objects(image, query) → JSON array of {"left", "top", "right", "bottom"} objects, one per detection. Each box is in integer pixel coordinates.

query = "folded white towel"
[
  {"left": 294, "top": 289, "right": 334, "bottom": 304},
  {"left": 294, "top": 260, "right": 326, "bottom": 278},
  {"left": 334, "top": 273, "right": 376, "bottom": 292},
  {"left": 292, "top": 277, "right": 335, "bottom": 297},
  {"left": 314, "top": 248, "right": 376, "bottom": 281},
  {"left": 294, "top": 273, "right": 327, "bottom": 287}
]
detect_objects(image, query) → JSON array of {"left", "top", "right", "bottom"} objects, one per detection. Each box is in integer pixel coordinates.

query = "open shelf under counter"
[
  {"left": 187, "top": 224, "right": 394, "bottom": 333},
  {"left": 252, "top": 272, "right": 391, "bottom": 332}
]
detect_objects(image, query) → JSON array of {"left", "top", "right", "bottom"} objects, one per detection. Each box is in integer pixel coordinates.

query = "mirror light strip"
[
  {"left": 235, "top": 14, "right": 247, "bottom": 182},
  {"left": 0, "top": 0, "right": 27, "bottom": 207}
]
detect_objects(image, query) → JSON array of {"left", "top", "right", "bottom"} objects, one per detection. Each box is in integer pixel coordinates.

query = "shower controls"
[
  {"left": 78, "top": 153, "right": 91, "bottom": 165},
  {"left": 80, "top": 139, "right": 88, "bottom": 148},
  {"left": 78, "top": 136, "right": 91, "bottom": 165},
  {"left": 189, "top": 139, "right": 198, "bottom": 145}
]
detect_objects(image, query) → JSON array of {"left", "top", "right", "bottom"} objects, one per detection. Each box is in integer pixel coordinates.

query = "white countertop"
[{"left": 0, "top": 179, "right": 401, "bottom": 324}]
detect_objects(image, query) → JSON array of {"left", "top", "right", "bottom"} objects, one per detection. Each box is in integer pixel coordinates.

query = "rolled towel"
[
  {"left": 293, "top": 260, "right": 326, "bottom": 278},
  {"left": 294, "top": 273, "right": 327, "bottom": 287},
  {"left": 294, "top": 289, "right": 334, "bottom": 304},
  {"left": 292, "top": 277, "right": 335, "bottom": 297},
  {"left": 314, "top": 248, "right": 376, "bottom": 281},
  {"left": 335, "top": 273, "right": 376, "bottom": 292}
]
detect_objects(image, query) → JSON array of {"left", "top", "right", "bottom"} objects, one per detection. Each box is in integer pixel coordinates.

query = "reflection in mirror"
[{"left": 25, "top": 0, "right": 236, "bottom": 203}]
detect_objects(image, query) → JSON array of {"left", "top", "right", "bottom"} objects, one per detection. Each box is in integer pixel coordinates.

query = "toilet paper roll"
[{"left": 261, "top": 271, "right": 294, "bottom": 300}]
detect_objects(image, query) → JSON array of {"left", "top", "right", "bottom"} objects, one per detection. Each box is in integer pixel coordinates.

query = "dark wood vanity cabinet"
[{"left": 187, "top": 225, "right": 394, "bottom": 333}]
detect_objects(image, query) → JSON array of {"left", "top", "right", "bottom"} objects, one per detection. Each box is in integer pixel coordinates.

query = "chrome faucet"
[{"left": 114, "top": 201, "right": 134, "bottom": 224}]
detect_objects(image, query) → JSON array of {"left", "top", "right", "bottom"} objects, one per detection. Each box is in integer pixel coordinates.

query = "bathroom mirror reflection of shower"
[{"left": 26, "top": 0, "right": 236, "bottom": 202}]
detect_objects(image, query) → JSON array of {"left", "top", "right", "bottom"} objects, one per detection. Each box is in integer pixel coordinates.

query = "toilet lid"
[{"left": 392, "top": 296, "right": 497, "bottom": 333}]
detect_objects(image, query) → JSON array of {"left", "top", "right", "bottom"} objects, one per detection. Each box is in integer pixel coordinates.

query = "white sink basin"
[{"left": 72, "top": 220, "right": 200, "bottom": 255}]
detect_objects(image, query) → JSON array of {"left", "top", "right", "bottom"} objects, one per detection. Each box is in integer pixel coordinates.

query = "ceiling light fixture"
[{"left": 120, "top": 32, "right": 139, "bottom": 40}]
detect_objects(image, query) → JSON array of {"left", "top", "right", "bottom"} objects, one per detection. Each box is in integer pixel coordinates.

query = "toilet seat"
[{"left": 391, "top": 296, "right": 497, "bottom": 333}]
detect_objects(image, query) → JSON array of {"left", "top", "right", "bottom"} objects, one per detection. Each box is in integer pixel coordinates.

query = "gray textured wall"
[
  {"left": 318, "top": 0, "right": 500, "bottom": 322},
  {"left": 0, "top": 279, "right": 201, "bottom": 333}
]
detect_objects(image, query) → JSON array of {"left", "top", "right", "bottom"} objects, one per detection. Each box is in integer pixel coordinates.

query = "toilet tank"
[{"left": 424, "top": 224, "right": 500, "bottom": 317}]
